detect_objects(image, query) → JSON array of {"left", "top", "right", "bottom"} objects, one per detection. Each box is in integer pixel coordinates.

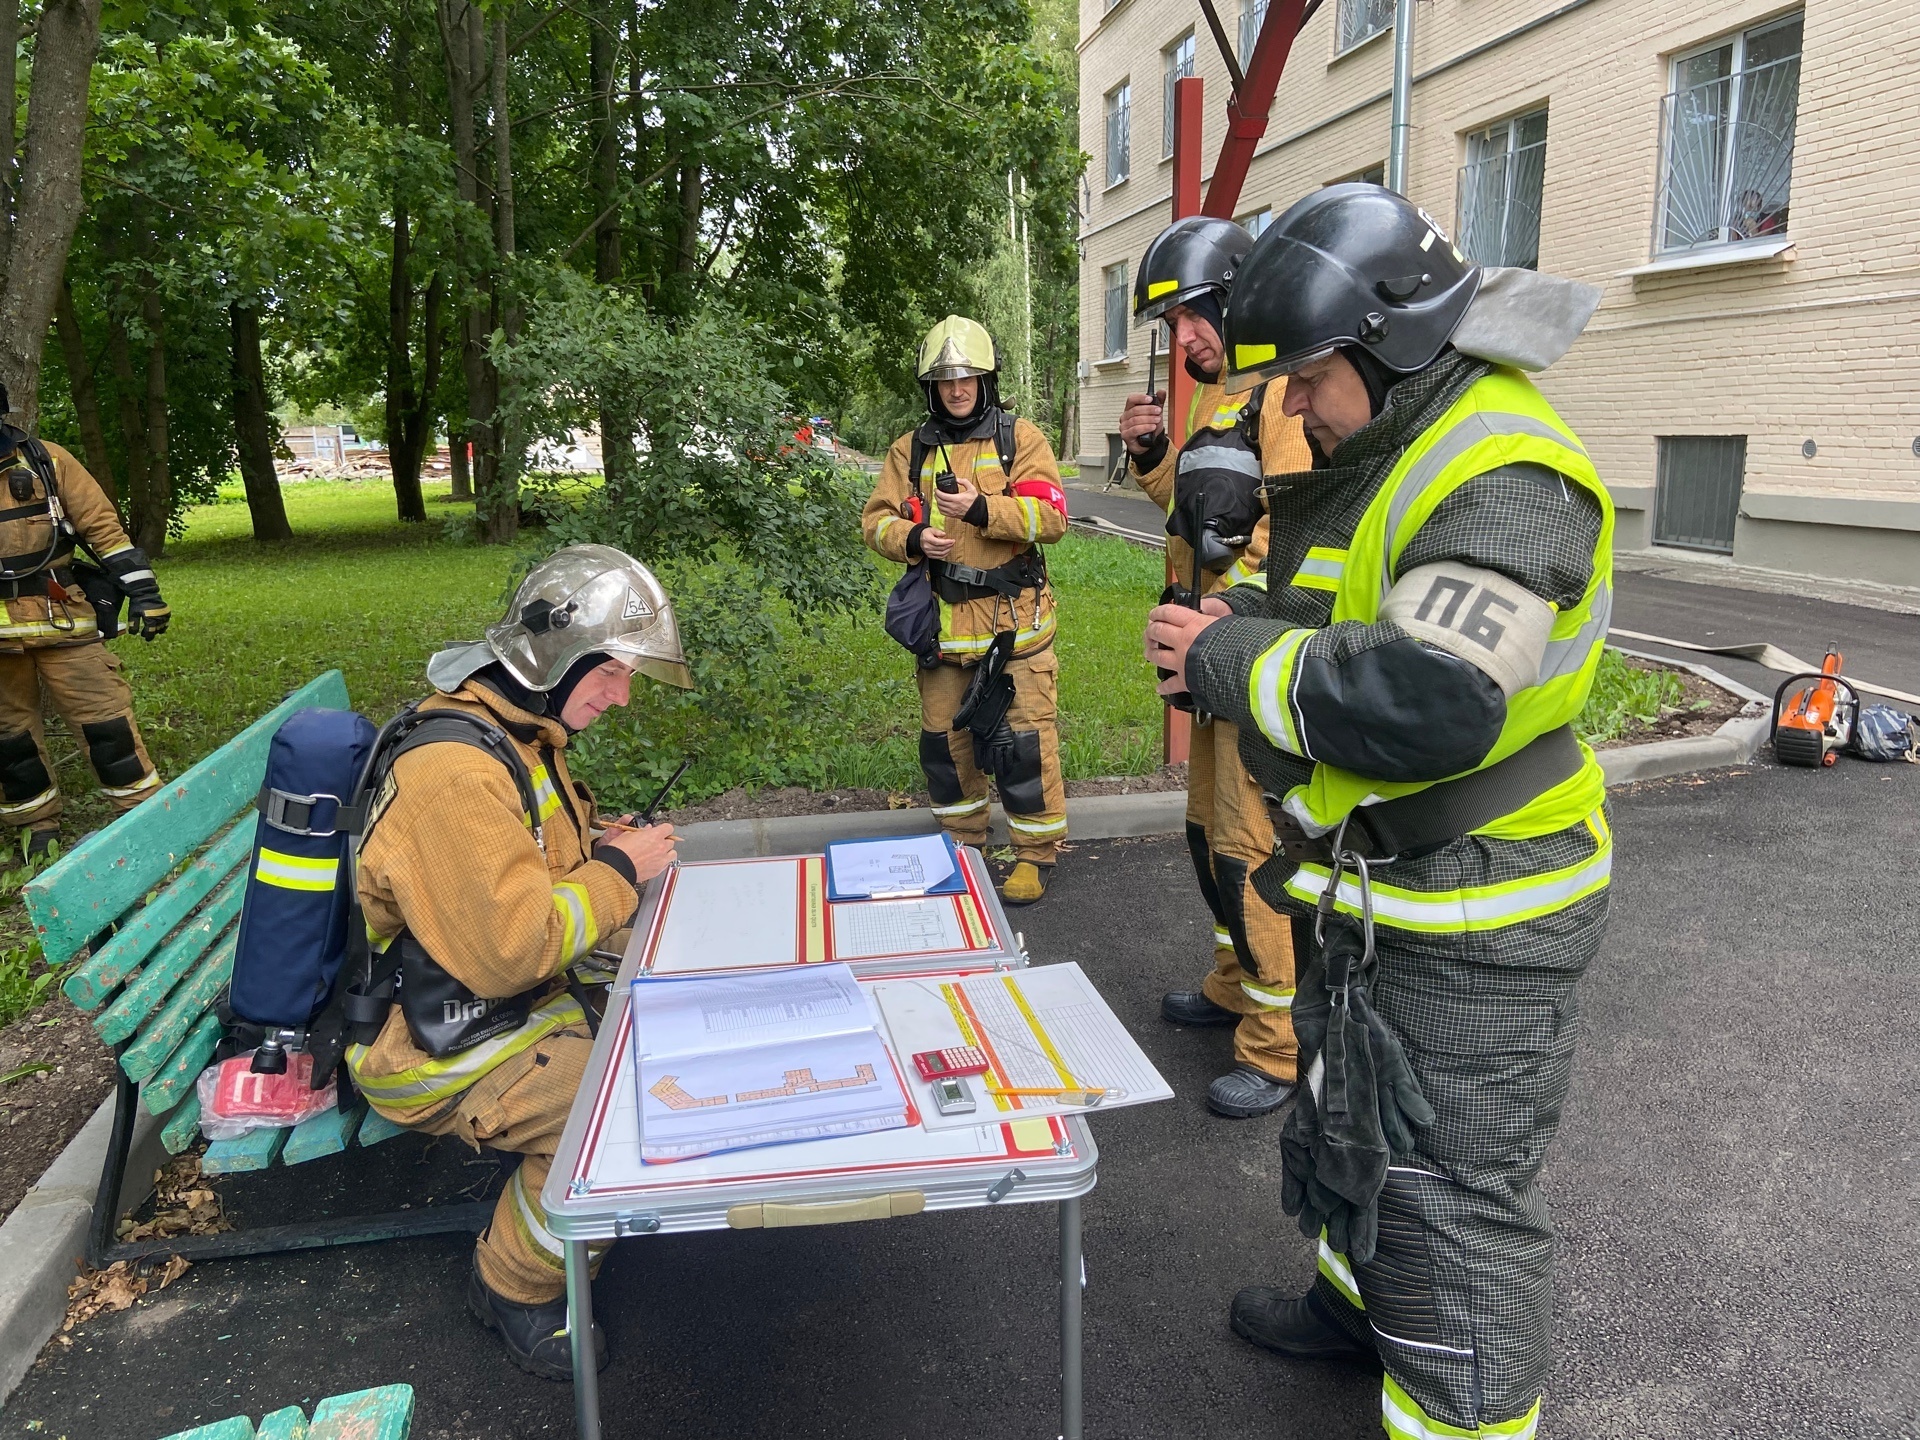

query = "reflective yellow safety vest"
[{"left": 1249, "top": 367, "right": 1616, "bottom": 932}]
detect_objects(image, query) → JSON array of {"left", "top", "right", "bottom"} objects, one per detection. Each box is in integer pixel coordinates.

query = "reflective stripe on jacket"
[{"left": 1242, "top": 368, "right": 1613, "bottom": 852}]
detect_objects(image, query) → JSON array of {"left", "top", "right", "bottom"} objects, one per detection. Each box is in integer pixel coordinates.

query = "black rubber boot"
[
  {"left": 24, "top": 826, "right": 58, "bottom": 861},
  {"left": 1160, "top": 990, "right": 1239, "bottom": 1027},
  {"left": 1230, "top": 1286, "right": 1381, "bottom": 1366},
  {"left": 467, "top": 1262, "right": 609, "bottom": 1381},
  {"left": 1206, "top": 1064, "right": 1296, "bottom": 1118}
]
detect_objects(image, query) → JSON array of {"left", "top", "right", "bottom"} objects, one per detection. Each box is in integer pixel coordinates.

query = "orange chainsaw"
[{"left": 1770, "top": 651, "right": 1859, "bottom": 767}]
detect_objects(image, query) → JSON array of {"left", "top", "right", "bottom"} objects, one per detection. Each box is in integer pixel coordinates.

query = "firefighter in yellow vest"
[
  {"left": 862, "top": 317, "right": 1070, "bottom": 905},
  {"left": 0, "top": 386, "right": 168, "bottom": 856},
  {"left": 1147, "top": 184, "right": 1613, "bottom": 1440},
  {"left": 345, "top": 544, "right": 688, "bottom": 1380},
  {"left": 1119, "top": 218, "right": 1313, "bottom": 1117}
]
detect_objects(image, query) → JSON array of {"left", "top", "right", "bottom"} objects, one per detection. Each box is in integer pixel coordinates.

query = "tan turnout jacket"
[
  {"left": 861, "top": 416, "right": 1068, "bottom": 662},
  {"left": 348, "top": 679, "right": 638, "bottom": 1116},
  {"left": 0, "top": 439, "right": 140, "bottom": 650}
]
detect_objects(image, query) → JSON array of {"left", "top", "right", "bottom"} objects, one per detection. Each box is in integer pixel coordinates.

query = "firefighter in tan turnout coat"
[
  {"left": 345, "top": 545, "right": 688, "bottom": 1381},
  {"left": 0, "top": 387, "right": 169, "bottom": 854}
]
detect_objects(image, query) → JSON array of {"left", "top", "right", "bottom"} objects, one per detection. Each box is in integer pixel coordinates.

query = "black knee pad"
[
  {"left": 1357, "top": 1170, "right": 1444, "bottom": 1346},
  {"left": 996, "top": 729, "right": 1045, "bottom": 814},
  {"left": 918, "top": 729, "right": 963, "bottom": 805},
  {"left": 1186, "top": 822, "right": 1225, "bottom": 925},
  {"left": 81, "top": 717, "right": 147, "bottom": 787},
  {"left": 0, "top": 729, "right": 50, "bottom": 804},
  {"left": 1211, "top": 853, "right": 1252, "bottom": 965}
]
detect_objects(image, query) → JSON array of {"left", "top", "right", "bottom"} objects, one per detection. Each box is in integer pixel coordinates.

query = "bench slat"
[
  {"left": 24, "top": 670, "right": 348, "bottom": 967},
  {"left": 202, "top": 1125, "right": 288, "bottom": 1173},
  {"left": 309, "top": 1385, "right": 413, "bottom": 1440},
  {"left": 161, "top": 1092, "right": 203, "bottom": 1154},
  {"left": 283, "top": 1102, "right": 365, "bottom": 1165},
  {"left": 355, "top": 1109, "right": 409, "bottom": 1148},
  {"left": 65, "top": 820, "right": 253, "bottom": 1012},
  {"left": 157, "top": 1419, "right": 256, "bottom": 1440},
  {"left": 256, "top": 1409, "right": 309, "bottom": 1440},
  {"left": 143, "top": 1011, "right": 222, "bottom": 1116},
  {"left": 95, "top": 876, "right": 244, "bottom": 1047},
  {"left": 121, "top": 933, "right": 237, "bottom": 1084}
]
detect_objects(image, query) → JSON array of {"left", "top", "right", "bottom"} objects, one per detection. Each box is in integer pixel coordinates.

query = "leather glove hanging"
[
  {"left": 951, "top": 629, "right": 1018, "bottom": 774},
  {"left": 1275, "top": 840, "right": 1433, "bottom": 1265}
]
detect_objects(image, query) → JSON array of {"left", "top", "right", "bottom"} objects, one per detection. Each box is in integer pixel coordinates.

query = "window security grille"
[
  {"left": 1103, "top": 264, "right": 1129, "bottom": 360},
  {"left": 1457, "top": 110, "right": 1548, "bottom": 269},
  {"left": 1239, "top": 0, "right": 1268, "bottom": 65},
  {"left": 1163, "top": 34, "right": 1195, "bottom": 160},
  {"left": 1656, "top": 13, "right": 1801, "bottom": 255},
  {"left": 1654, "top": 436, "right": 1747, "bottom": 553},
  {"left": 1337, "top": 0, "right": 1393, "bottom": 53},
  {"left": 1105, "top": 84, "right": 1131, "bottom": 187}
]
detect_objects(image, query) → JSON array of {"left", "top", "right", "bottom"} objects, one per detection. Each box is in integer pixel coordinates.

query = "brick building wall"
[{"left": 1077, "top": 0, "right": 1920, "bottom": 584}]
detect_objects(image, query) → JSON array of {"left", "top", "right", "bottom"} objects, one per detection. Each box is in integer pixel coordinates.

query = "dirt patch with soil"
[
  {"left": 0, "top": 991, "right": 116, "bottom": 1222},
  {"left": 1591, "top": 660, "right": 1754, "bottom": 749},
  {"left": 663, "top": 766, "right": 1191, "bottom": 827}
]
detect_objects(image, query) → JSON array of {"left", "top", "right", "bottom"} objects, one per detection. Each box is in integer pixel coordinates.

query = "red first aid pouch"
[{"left": 197, "top": 1051, "right": 337, "bottom": 1140}]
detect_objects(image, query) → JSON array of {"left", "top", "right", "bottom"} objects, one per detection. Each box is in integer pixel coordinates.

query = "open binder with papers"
[{"left": 628, "top": 964, "right": 913, "bottom": 1162}]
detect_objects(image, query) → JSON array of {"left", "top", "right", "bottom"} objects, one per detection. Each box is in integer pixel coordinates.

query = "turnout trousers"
[
  {"left": 1275, "top": 813, "right": 1611, "bottom": 1439},
  {"left": 379, "top": 1023, "right": 609, "bottom": 1306},
  {"left": 1186, "top": 717, "right": 1299, "bottom": 1081},
  {"left": 0, "top": 641, "right": 159, "bottom": 830},
  {"left": 916, "top": 649, "right": 1067, "bottom": 865}
]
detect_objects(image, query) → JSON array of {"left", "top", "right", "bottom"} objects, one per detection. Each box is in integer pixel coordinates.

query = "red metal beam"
[{"left": 1202, "top": 0, "right": 1314, "bottom": 218}]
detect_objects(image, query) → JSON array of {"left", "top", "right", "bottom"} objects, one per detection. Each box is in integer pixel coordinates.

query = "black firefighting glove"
[
  {"left": 952, "top": 630, "right": 1018, "bottom": 773},
  {"left": 103, "top": 546, "right": 169, "bottom": 640}
]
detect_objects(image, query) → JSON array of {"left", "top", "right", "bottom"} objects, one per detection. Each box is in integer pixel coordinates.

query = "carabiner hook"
[{"left": 1311, "top": 813, "right": 1377, "bottom": 965}]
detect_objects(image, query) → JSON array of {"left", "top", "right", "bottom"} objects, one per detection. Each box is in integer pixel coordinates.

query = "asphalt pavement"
[
  {"left": 9, "top": 756, "right": 1918, "bottom": 1439},
  {"left": 1064, "top": 474, "right": 1920, "bottom": 703}
]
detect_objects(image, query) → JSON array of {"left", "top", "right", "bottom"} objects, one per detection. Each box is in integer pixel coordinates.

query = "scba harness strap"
[
  {"left": 334, "top": 706, "right": 550, "bottom": 1059},
  {"left": 907, "top": 413, "right": 1051, "bottom": 603}
]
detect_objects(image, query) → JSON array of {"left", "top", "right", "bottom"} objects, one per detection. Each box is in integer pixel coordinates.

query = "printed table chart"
[{"left": 544, "top": 863, "right": 1099, "bottom": 1440}]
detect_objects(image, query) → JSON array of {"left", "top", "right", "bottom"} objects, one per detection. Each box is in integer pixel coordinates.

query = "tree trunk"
[
  {"left": 0, "top": 0, "right": 17, "bottom": 283},
  {"left": 105, "top": 304, "right": 151, "bottom": 519},
  {"left": 54, "top": 279, "right": 118, "bottom": 503},
  {"left": 229, "top": 303, "right": 292, "bottom": 542},
  {"left": 436, "top": 0, "right": 495, "bottom": 521},
  {"left": 385, "top": 202, "right": 427, "bottom": 523},
  {"left": 450, "top": 430, "right": 470, "bottom": 498},
  {"left": 482, "top": 3, "right": 519, "bottom": 545},
  {"left": 589, "top": 0, "right": 634, "bottom": 500},
  {"left": 675, "top": 161, "right": 703, "bottom": 276},
  {"left": 134, "top": 288, "right": 171, "bottom": 554},
  {"left": 0, "top": 0, "right": 103, "bottom": 426}
]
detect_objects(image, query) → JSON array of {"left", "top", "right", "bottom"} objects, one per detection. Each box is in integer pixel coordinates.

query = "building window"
[
  {"left": 1238, "top": 0, "right": 1268, "bottom": 65},
  {"left": 1457, "top": 109, "right": 1548, "bottom": 269},
  {"left": 1240, "top": 207, "right": 1273, "bottom": 240},
  {"left": 1654, "top": 436, "right": 1747, "bottom": 553},
  {"left": 1104, "top": 83, "right": 1131, "bottom": 188},
  {"left": 1337, "top": 0, "right": 1393, "bottom": 53},
  {"left": 1162, "top": 33, "right": 1195, "bottom": 161},
  {"left": 1656, "top": 12, "right": 1802, "bottom": 255},
  {"left": 1329, "top": 163, "right": 1385, "bottom": 187},
  {"left": 1103, "top": 262, "right": 1129, "bottom": 360}
]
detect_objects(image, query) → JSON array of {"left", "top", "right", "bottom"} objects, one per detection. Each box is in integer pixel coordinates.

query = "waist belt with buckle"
[
  {"left": 0, "top": 563, "right": 76, "bottom": 601},
  {"left": 1265, "top": 725, "right": 1585, "bottom": 864},
  {"left": 931, "top": 556, "right": 1043, "bottom": 605}
]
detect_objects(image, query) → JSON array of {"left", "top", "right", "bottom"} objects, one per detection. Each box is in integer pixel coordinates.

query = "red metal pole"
[
  {"left": 1203, "top": 0, "right": 1312, "bottom": 219},
  {"left": 1164, "top": 74, "right": 1205, "bottom": 768}
]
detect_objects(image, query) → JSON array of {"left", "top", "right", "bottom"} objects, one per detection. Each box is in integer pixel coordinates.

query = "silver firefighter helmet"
[{"left": 485, "top": 544, "right": 692, "bottom": 691}]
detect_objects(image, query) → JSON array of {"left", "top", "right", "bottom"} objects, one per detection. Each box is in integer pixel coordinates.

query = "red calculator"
[{"left": 913, "top": 1046, "right": 990, "bottom": 1081}]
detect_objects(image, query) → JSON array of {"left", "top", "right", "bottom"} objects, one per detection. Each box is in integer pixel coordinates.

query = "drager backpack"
[{"left": 225, "top": 707, "right": 377, "bottom": 1078}]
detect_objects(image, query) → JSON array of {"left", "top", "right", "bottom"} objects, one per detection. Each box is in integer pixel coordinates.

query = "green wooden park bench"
[
  {"left": 22, "top": 671, "right": 489, "bottom": 1268},
  {"left": 155, "top": 1383, "right": 414, "bottom": 1440}
]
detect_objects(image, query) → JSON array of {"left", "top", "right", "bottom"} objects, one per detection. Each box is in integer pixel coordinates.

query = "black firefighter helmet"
[
  {"left": 1134, "top": 216, "right": 1255, "bottom": 324},
  {"left": 1222, "top": 184, "right": 1482, "bottom": 390}
]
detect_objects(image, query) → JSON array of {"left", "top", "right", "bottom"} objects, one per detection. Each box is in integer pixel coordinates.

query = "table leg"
[
  {"left": 1059, "top": 1196, "right": 1083, "bottom": 1440},
  {"left": 568, "top": 1240, "right": 604, "bottom": 1440}
]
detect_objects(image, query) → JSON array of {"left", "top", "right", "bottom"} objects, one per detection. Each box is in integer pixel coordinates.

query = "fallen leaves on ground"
[
  {"left": 115, "top": 1153, "right": 229, "bottom": 1243},
  {"left": 885, "top": 791, "right": 914, "bottom": 809},
  {"left": 62, "top": 1255, "right": 191, "bottom": 1336}
]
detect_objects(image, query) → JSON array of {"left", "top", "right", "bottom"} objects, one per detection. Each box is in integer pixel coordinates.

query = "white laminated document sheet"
[
  {"left": 629, "top": 966, "right": 910, "bottom": 1160},
  {"left": 824, "top": 833, "right": 958, "bottom": 898},
  {"left": 871, "top": 962, "right": 1174, "bottom": 1131}
]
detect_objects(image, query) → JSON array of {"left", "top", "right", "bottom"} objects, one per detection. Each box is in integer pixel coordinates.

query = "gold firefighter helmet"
[
  {"left": 916, "top": 315, "right": 1000, "bottom": 383},
  {"left": 485, "top": 544, "right": 692, "bottom": 691}
]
